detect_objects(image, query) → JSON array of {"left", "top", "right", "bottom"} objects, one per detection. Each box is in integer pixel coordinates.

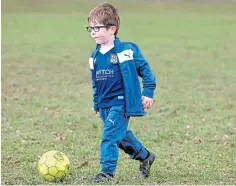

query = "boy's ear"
[{"left": 109, "top": 26, "right": 117, "bottom": 35}]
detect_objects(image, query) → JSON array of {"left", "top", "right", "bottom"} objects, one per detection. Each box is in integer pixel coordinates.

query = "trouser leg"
[
  {"left": 118, "top": 130, "right": 149, "bottom": 161},
  {"left": 100, "top": 105, "right": 129, "bottom": 175}
]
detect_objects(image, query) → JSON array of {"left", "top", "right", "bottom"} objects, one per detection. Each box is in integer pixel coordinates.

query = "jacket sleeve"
[
  {"left": 89, "top": 57, "right": 99, "bottom": 112},
  {"left": 133, "top": 44, "right": 156, "bottom": 98}
]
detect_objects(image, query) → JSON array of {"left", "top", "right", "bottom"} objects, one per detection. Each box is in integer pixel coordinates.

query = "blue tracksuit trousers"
[{"left": 99, "top": 105, "right": 148, "bottom": 175}]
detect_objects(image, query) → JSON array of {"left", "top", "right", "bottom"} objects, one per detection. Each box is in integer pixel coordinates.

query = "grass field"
[{"left": 1, "top": 0, "right": 236, "bottom": 184}]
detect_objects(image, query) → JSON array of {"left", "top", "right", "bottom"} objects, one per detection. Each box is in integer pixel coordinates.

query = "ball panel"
[
  {"left": 44, "top": 156, "right": 57, "bottom": 167},
  {"left": 56, "top": 161, "right": 66, "bottom": 171},
  {"left": 44, "top": 174, "right": 56, "bottom": 182},
  {"left": 62, "top": 154, "right": 70, "bottom": 165},
  {"left": 38, "top": 155, "right": 47, "bottom": 164},
  {"left": 38, "top": 164, "right": 48, "bottom": 176},
  {"left": 65, "top": 166, "right": 70, "bottom": 176},
  {"left": 55, "top": 171, "right": 66, "bottom": 179},
  {"left": 48, "top": 167, "right": 58, "bottom": 176},
  {"left": 53, "top": 152, "right": 65, "bottom": 161}
]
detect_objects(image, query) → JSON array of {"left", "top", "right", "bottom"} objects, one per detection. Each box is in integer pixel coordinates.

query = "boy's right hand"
[{"left": 142, "top": 96, "right": 154, "bottom": 109}]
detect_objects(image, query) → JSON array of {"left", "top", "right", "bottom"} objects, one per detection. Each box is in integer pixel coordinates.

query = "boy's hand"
[{"left": 142, "top": 96, "right": 154, "bottom": 109}]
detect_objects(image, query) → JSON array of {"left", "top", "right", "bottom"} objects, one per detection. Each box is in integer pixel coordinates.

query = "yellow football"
[{"left": 38, "top": 150, "right": 70, "bottom": 182}]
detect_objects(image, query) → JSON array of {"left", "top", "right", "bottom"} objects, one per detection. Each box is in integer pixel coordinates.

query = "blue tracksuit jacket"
[{"left": 89, "top": 37, "right": 156, "bottom": 117}]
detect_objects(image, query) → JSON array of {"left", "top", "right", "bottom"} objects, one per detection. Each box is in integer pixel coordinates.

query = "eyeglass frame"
[{"left": 86, "top": 24, "right": 115, "bottom": 32}]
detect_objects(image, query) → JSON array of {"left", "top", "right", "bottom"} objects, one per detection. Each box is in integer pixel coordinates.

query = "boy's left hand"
[{"left": 142, "top": 96, "right": 154, "bottom": 109}]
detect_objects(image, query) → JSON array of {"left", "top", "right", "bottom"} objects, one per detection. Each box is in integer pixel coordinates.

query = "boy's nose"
[{"left": 91, "top": 30, "right": 96, "bottom": 36}]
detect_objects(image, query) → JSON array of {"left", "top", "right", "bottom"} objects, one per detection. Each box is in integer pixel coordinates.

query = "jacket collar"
[
  {"left": 114, "top": 37, "right": 121, "bottom": 53},
  {"left": 94, "top": 37, "right": 121, "bottom": 54}
]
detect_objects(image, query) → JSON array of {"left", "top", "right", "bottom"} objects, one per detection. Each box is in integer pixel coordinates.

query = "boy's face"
[{"left": 88, "top": 21, "right": 116, "bottom": 45}]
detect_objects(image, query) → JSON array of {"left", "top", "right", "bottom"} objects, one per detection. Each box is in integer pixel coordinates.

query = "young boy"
[{"left": 87, "top": 3, "right": 156, "bottom": 183}]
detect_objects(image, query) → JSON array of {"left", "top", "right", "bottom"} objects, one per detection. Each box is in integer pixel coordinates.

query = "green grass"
[{"left": 2, "top": 0, "right": 236, "bottom": 184}]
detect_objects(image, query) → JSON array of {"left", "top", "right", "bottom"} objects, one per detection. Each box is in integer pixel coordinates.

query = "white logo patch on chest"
[{"left": 110, "top": 54, "right": 118, "bottom": 64}]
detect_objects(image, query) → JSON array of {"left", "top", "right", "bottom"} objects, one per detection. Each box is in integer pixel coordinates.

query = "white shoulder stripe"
[
  {"left": 117, "top": 49, "right": 134, "bottom": 63},
  {"left": 89, "top": 57, "right": 94, "bottom": 69}
]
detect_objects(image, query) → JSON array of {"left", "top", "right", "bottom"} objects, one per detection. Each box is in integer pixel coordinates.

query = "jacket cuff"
[
  {"left": 94, "top": 105, "right": 99, "bottom": 112},
  {"left": 142, "top": 89, "right": 154, "bottom": 98}
]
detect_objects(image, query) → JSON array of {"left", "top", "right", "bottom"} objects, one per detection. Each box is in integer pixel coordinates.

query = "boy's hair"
[{"left": 88, "top": 3, "right": 120, "bottom": 35}]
